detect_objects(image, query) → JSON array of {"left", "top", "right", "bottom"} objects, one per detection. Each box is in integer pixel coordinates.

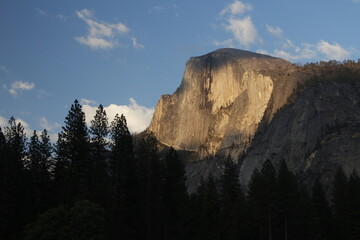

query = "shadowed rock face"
[
  {"left": 239, "top": 81, "right": 360, "bottom": 192},
  {"left": 149, "top": 48, "right": 297, "bottom": 159}
]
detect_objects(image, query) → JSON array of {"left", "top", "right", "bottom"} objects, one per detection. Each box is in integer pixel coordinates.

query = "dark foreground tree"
[
  {"left": 220, "top": 155, "right": 243, "bottom": 240},
  {"left": 162, "top": 147, "right": 187, "bottom": 240},
  {"left": 27, "top": 130, "right": 53, "bottom": 216},
  {"left": 312, "top": 177, "right": 333, "bottom": 240},
  {"left": 89, "top": 104, "right": 110, "bottom": 206},
  {"left": 0, "top": 117, "right": 28, "bottom": 240},
  {"left": 137, "top": 131, "right": 163, "bottom": 240},
  {"left": 108, "top": 114, "right": 138, "bottom": 240},
  {"left": 23, "top": 200, "right": 105, "bottom": 240},
  {"left": 54, "top": 100, "right": 91, "bottom": 203}
]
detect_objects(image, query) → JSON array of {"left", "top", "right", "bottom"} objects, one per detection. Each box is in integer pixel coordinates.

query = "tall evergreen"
[
  {"left": 54, "top": 99, "right": 91, "bottom": 203},
  {"left": 0, "top": 117, "right": 28, "bottom": 240},
  {"left": 347, "top": 170, "right": 360, "bottom": 240},
  {"left": 332, "top": 167, "right": 349, "bottom": 240},
  {"left": 247, "top": 160, "right": 278, "bottom": 240},
  {"left": 312, "top": 177, "right": 333, "bottom": 240},
  {"left": 196, "top": 174, "right": 221, "bottom": 240},
  {"left": 277, "top": 160, "right": 300, "bottom": 240},
  {"left": 220, "top": 155, "right": 243, "bottom": 240},
  {"left": 109, "top": 114, "right": 137, "bottom": 240},
  {"left": 162, "top": 147, "right": 187, "bottom": 240},
  {"left": 137, "top": 131, "right": 163, "bottom": 240},
  {"left": 89, "top": 105, "right": 110, "bottom": 206},
  {"left": 28, "top": 130, "right": 53, "bottom": 215}
]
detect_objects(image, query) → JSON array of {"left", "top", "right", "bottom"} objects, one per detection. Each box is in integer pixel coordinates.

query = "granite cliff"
[
  {"left": 149, "top": 49, "right": 301, "bottom": 158},
  {"left": 148, "top": 48, "right": 360, "bottom": 192}
]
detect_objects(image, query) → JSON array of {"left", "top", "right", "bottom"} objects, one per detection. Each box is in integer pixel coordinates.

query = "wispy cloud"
[
  {"left": 148, "top": 6, "right": 163, "bottom": 13},
  {"left": 40, "top": 116, "right": 61, "bottom": 131},
  {"left": 216, "top": 1, "right": 260, "bottom": 49},
  {"left": 82, "top": 98, "right": 154, "bottom": 134},
  {"left": 9, "top": 81, "right": 35, "bottom": 97},
  {"left": 220, "top": 0, "right": 252, "bottom": 16},
  {"left": 316, "top": 40, "right": 350, "bottom": 60},
  {"left": 132, "top": 37, "right": 145, "bottom": 49},
  {"left": 35, "top": 7, "right": 47, "bottom": 16},
  {"left": 80, "top": 98, "right": 97, "bottom": 106},
  {"left": 57, "top": 14, "right": 67, "bottom": 21},
  {"left": 266, "top": 24, "right": 283, "bottom": 38},
  {"left": 75, "top": 9, "right": 134, "bottom": 50}
]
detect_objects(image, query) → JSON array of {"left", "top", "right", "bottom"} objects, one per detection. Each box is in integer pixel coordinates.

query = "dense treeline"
[{"left": 1, "top": 99, "right": 360, "bottom": 240}]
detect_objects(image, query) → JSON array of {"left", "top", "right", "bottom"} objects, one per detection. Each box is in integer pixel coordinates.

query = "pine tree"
[
  {"left": 109, "top": 114, "right": 138, "bottom": 240},
  {"left": 277, "top": 160, "right": 299, "bottom": 240},
  {"left": 220, "top": 155, "right": 243, "bottom": 240},
  {"left": 54, "top": 100, "right": 91, "bottom": 203},
  {"left": 312, "top": 177, "right": 333, "bottom": 240},
  {"left": 162, "top": 147, "right": 187, "bottom": 240},
  {"left": 0, "top": 117, "right": 28, "bottom": 240},
  {"left": 27, "top": 130, "right": 53, "bottom": 216},
  {"left": 247, "top": 160, "right": 278, "bottom": 240},
  {"left": 332, "top": 167, "right": 348, "bottom": 240},
  {"left": 89, "top": 104, "right": 110, "bottom": 206},
  {"left": 196, "top": 174, "right": 221, "bottom": 240},
  {"left": 347, "top": 170, "right": 360, "bottom": 240},
  {"left": 137, "top": 131, "right": 163, "bottom": 240}
]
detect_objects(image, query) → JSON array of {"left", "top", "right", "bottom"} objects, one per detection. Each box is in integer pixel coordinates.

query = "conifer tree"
[
  {"left": 248, "top": 160, "right": 278, "bottom": 240},
  {"left": 162, "top": 147, "right": 187, "bottom": 240},
  {"left": 55, "top": 100, "right": 90, "bottom": 203},
  {"left": 89, "top": 104, "right": 110, "bottom": 206},
  {"left": 332, "top": 167, "right": 349, "bottom": 240},
  {"left": 277, "top": 160, "right": 299, "bottom": 240},
  {"left": 109, "top": 114, "right": 137, "bottom": 240},
  {"left": 196, "top": 174, "right": 221, "bottom": 240},
  {"left": 0, "top": 117, "right": 28, "bottom": 240},
  {"left": 347, "top": 170, "right": 360, "bottom": 240},
  {"left": 220, "top": 155, "right": 243, "bottom": 240},
  {"left": 312, "top": 177, "right": 333, "bottom": 240},
  {"left": 137, "top": 131, "right": 163, "bottom": 240}
]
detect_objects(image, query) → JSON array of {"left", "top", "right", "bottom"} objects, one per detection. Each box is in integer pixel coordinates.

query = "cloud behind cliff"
[{"left": 82, "top": 98, "right": 154, "bottom": 134}]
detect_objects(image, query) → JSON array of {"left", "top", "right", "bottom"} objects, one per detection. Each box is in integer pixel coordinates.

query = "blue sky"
[{"left": 1, "top": 0, "right": 360, "bottom": 140}]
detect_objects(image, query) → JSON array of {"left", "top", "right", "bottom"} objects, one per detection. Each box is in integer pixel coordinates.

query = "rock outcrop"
[
  {"left": 148, "top": 48, "right": 360, "bottom": 193},
  {"left": 149, "top": 48, "right": 300, "bottom": 159}
]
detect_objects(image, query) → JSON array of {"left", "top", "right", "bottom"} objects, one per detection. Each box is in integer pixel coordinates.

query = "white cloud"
[
  {"left": 131, "top": 37, "right": 145, "bottom": 49},
  {"left": 353, "top": 0, "right": 360, "bottom": 3},
  {"left": 266, "top": 24, "right": 283, "bottom": 38},
  {"left": 0, "top": 115, "right": 7, "bottom": 128},
  {"left": 216, "top": 1, "right": 259, "bottom": 49},
  {"left": 9, "top": 81, "right": 35, "bottom": 96},
  {"left": 225, "top": 16, "right": 259, "bottom": 48},
  {"left": 261, "top": 40, "right": 352, "bottom": 62},
  {"left": 75, "top": 9, "right": 131, "bottom": 50},
  {"left": 40, "top": 117, "right": 61, "bottom": 131},
  {"left": 317, "top": 40, "right": 350, "bottom": 60},
  {"left": 220, "top": 0, "right": 252, "bottom": 16},
  {"left": 82, "top": 98, "right": 154, "bottom": 134},
  {"left": 80, "top": 98, "right": 97, "bottom": 106}
]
